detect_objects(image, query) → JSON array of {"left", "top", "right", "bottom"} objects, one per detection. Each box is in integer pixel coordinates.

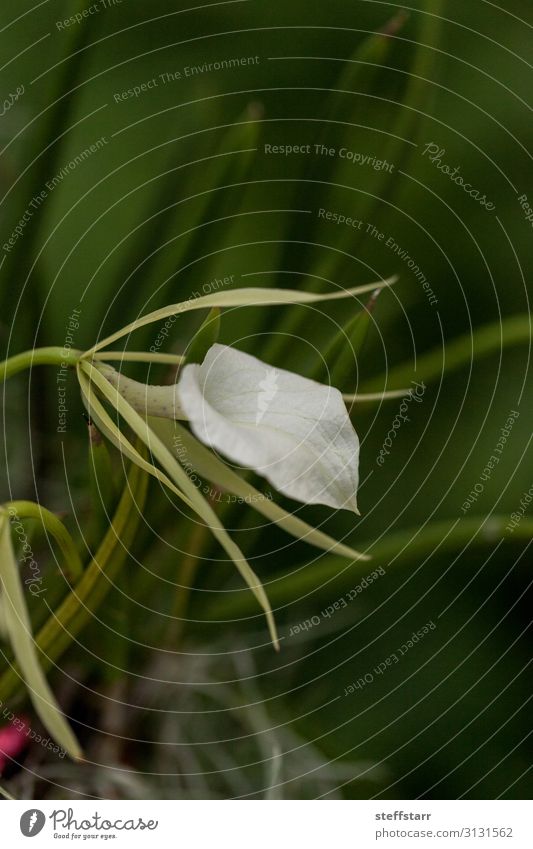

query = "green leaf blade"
[{"left": 0, "top": 515, "right": 82, "bottom": 760}]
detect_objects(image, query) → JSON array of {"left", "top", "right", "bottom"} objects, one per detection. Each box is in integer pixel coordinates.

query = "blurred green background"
[{"left": 0, "top": 0, "right": 531, "bottom": 799}]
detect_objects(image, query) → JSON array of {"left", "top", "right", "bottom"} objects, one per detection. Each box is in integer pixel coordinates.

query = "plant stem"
[{"left": 0, "top": 347, "right": 82, "bottom": 382}]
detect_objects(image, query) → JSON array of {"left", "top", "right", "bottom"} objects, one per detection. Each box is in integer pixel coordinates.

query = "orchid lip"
[{"left": 175, "top": 344, "right": 360, "bottom": 512}]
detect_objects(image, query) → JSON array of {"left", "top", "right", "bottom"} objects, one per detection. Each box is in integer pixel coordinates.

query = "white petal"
[{"left": 176, "top": 344, "right": 359, "bottom": 512}]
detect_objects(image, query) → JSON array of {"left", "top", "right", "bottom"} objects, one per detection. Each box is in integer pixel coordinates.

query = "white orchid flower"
[
  {"left": 99, "top": 344, "right": 360, "bottom": 512},
  {"left": 77, "top": 280, "right": 396, "bottom": 647}
]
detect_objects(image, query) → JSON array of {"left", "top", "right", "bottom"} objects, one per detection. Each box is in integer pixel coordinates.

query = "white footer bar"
[{"left": 3, "top": 800, "right": 531, "bottom": 848}]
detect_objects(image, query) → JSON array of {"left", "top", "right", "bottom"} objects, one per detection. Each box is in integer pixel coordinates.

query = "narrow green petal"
[
  {"left": 84, "top": 278, "right": 396, "bottom": 356},
  {"left": 153, "top": 419, "right": 369, "bottom": 562},
  {"left": 343, "top": 389, "right": 410, "bottom": 402}
]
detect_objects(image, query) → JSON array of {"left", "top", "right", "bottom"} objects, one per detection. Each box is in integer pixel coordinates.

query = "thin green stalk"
[{"left": 0, "top": 347, "right": 81, "bottom": 381}]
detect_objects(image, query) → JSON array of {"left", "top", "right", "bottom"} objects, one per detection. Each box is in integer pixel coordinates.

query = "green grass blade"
[
  {"left": 183, "top": 308, "right": 221, "bottom": 366},
  {"left": 310, "top": 288, "right": 383, "bottom": 386},
  {"left": 264, "top": 3, "right": 443, "bottom": 361},
  {"left": 319, "top": 10, "right": 410, "bottom": 148},
  {"left": 361, "top": 314, "right": 531, "bottom": 391},
  {"left": 203, "top": 514, "right": 532, "bottom": 621}
]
